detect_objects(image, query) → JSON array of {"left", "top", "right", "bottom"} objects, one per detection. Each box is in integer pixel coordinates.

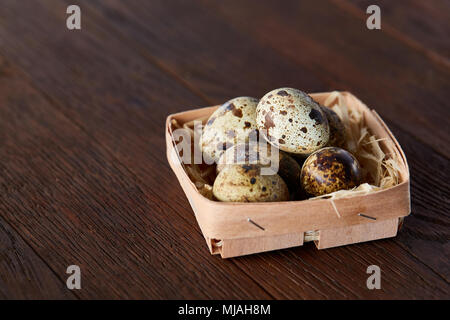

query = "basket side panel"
[
  {"left": 220, "top": 233, "right": 304, "bottom": 258},
  {"left": 316, "top": 218, "right": 398, "bottom": 249}
]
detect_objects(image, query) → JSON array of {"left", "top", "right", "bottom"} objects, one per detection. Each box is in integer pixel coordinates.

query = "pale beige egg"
[
  {"left": 256, "top": 88, "right": 329, "bottom": 155},
  {"left": 213, "top": 164, "right": 289, "bottom": 202},
  {"left": 216, "top": 143, "right": 301, "bottom": 193},
  {"left": 200, "top": 97, "right": 259, "bottom": 163}
]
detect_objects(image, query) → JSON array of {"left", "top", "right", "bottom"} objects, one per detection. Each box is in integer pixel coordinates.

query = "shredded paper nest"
[
  {"left": 170, "top": 92, "right": 402, "bottom": 242},
  {"left": 314, "top": 92, "right": 401, "bottom": 200}
]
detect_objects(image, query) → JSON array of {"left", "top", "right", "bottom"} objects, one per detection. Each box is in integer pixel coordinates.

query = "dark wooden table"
[{"left": 0, "top": 0, "right": 448, "bottom": 299}]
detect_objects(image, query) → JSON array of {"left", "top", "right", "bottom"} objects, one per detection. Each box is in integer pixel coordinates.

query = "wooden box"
[{"left": 165, "top": 92, "right": 410, "bottom": 258}]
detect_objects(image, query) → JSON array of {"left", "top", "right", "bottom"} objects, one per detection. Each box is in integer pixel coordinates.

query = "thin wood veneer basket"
[{"left": 165, "top": 92, "right": 410, "bottom": 258}]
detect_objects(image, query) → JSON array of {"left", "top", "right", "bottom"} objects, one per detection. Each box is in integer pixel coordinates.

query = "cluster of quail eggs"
[{"left": 200, "top": 88, "right": 362, "bottom": 202}]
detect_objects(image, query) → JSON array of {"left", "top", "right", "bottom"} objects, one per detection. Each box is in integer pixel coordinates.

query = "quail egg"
[
  {"left": 200, "top": 97, "right": 259, "bottom": 163},
  {"left": 216, "top": 143, "right": 301, "bottom": 192},
  {"left": 256, "top": 88, "right": 329, "bottom": 155},
  {"left": 213, "top": 164, "right": 289, "bottom": 202},
  {"left": 301, "top": 147, "right": 362, "bottom": 197},
  {"left": 321, "top": 106, "right": 346, "bottom": 148}
]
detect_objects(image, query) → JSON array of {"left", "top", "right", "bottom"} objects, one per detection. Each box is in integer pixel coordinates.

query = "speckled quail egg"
[
  {"left": 213, "top": 164, "right": 289, "bottom": 202},
  {"left": 200, "top": 97, "right": 259, "bottom": 163},
  {"left": 256, "top": 88, "right": 330, "bottom": 155},
  {"left": 300, "top": 147, "right": 362, "bottom": 197},
  {"left": 216, "top": 143, "right": 301, "bottom": 192},
  {"left": 321, "top": 106, "right": 346, "bottom": 148}
]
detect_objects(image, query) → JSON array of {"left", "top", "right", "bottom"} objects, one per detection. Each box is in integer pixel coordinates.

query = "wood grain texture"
[
  {"left": 0, "top": 216, "right": 76, "bottom": 299},
  {"left": 0, "top": 0, "right": 448, "bottom": 299},
  {"left": 345, "top": 0, "right": 450, "bottom": 61}
]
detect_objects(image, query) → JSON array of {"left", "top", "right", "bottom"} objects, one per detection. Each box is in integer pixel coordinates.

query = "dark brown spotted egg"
[
  {"left": 301, "top": 147, "right": 362, "bottom": 197},
  {"left": 321, "top": 106, "right": 346, "bottom": 148},
  {"left": 213, "top": 164, "right": 289, "bottom": 202},
  {"left": 201, "top": 97, "right": 258, "bottom": 163},
  {"left": 256, "top": 88, "right": 330, "bottom": 155},
  {"left": 216, "top": 143, "right": 301, "bottom": 193}
]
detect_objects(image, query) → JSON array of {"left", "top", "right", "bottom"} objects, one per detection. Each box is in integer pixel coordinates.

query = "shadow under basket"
[{"left": 165, "top": 92, "right": 410, "bottom": 258}]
